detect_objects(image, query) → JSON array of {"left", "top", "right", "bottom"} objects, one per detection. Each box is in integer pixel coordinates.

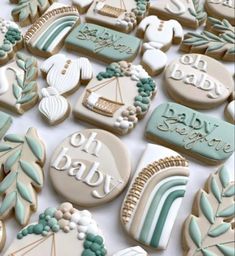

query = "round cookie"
[
  {"left": 50, "top": 129, "right": 131, "bottom": 207},
  {"left": 165, "top": 54, "right": 234, "bottom": 109}
]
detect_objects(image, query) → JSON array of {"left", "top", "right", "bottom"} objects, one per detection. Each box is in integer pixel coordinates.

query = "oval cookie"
[
  {"left": 145, "top": 102, "right": 235, "bottom": 165},
  {"left": 50, "top": 129, "right": 131, "bottom": 207},
  {"left": 3, "top": 202, "right": 107, "bottom": 256},
  {"left": 165, "top": 54, "right": 234, "bottom": 109},
  {"left": 121, "top": 144, "right": 189, "bottom": 249}
]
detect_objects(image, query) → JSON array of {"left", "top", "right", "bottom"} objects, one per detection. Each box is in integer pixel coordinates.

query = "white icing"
[
  {"left": 225, "top": 100, "right": 235, "bottom": 123},
  {"left": 129, "top": 65, "right": 149, "bottom": 81},
  {"left": 94, "top": 1, "right": 105, "bottom": 11},
  {"left": 86, "top": 92, "right": 101, "bottom": 109},
  {"left": 72, "top": 0, "right": 94, "bottom": 8},
  {"left": 165, "top": 0, "right": 187, "bottom": 14},
  {"left": 113, "top": 247, "right": 147, "bottom": 256}
]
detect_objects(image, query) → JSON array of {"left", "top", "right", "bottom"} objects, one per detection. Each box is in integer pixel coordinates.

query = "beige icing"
[{"left": 0, "top": 220, "right": 6, "bottom": 252}]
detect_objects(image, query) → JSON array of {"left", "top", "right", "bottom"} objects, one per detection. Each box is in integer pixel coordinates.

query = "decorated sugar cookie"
[
  {"left": 165, "top": 54, "right": 234, "bottom": 109},
  {"left": 113, "top": 247, "right": 147, "bottom": 256},
  {"left": 0, "top": 112, "right": 12, "bottom": 140},
  {"left": 137, "top": 15, "right": 183, "bottom": 76},
  {"left": 3, "top": 202, "right": 107, "bottom": 256},
  {"left": 85, "top": 0, "right": 149, "bottom": 33},
  {"left": 74, "top": 61, "right": 156, "bottom": 135},
  {"left": 0, "top": 128, "right": 46, "bottom": 226},
  {"left": 72, "top": 0, "right": 93, "bottom": 14},
  {"left": 0, "top": 18, "right": 23, "bottom": 66},
  {"left": 181, "top": 17, "right": 235, "bottom": 62},
  {"left": 0, "top": 52, "right": 39, "bottom": 115},
  {"left": 121, "top": 144, "right": 189, "bottom": 249},
  {"left": 24, "top": 3, "right": 80, "bottom": 58},
  {"left": 41, "top": 54, "right": 93, "bottom": 96},
  {"left": 50, "top": 129, "right": 131, "bottom": 207},
  {"left": 0, "top": 220, "right": 6, "bottom": 252},
  {"left": 145, "top": 102, "right": 235, "bottom": 165},
  {"left": 205, "top": 0, "right": 235, "bottom": 26},
  {"left": 11, "top": 0, "right": 54, "bottom": 27},
  {"left": 149, "top": 0, "right": 207, "bottom": 29},
  {"left": 225, "top": 91, "right": 235, "bottom": 124},
  {"left": 183, "top": 166, "right": 235, "bottom": 255},
  {"left": 65, "top": 23, "right": 141, "bottom": 63}
]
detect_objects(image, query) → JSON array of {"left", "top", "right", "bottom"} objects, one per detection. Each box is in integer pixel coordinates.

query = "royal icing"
[
  {"left": 225, "top": 91, "right": 235, "bottom": 124},
  {"left": 121, "top": 144, "right": 189, "bottom": 249},
  {"left": 0, "top": 220, "right": 6, "bottom": 252},
  {"left": 50, "top": 129, "right": 131, "bottom": 207},
  {"left": 145, "top": 102, "right": 235, "bottom": 165},
  {"left": 165, "top": 54, "right": 234, "bottom": 108},
  {"left": 65, "top": 23, "right": 141, "bottom": 63},
  {"left": 113, "top": 246, "right": 147, "bottom": 256},
  {"left": 41, "top": 54, "right": 93, "bottom": 95},
  {"left": 72, "top": 0, "right": 93, "bottom": 14},
  {"left": 0, "top": 111, "right": 12, "bottom": 140}
]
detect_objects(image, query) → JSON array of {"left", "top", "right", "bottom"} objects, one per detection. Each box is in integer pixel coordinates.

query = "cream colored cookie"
[
  {"left": 0, "top": 112, "right": 12, "bottom": 140},
  {"left": 182, "top": 166, "right": 235, "bottom": 256},
  {"left": 0, "top": 128, "right": 46, "bottom": 226},
  {"left": 113, "top": 246, "right": 148, "bottom": 256},
  {"left": 50, "top": 129, "right": 131, "bottom": 207},
  {"left": 72, "top": 0, "right": 93, "bottom": 14},
  {"left": 225, "top": 91, "right": 235, "bottom": 124},
  {"left": 0, "top": 52, "right": 39, "bottom": 115},
  {"left": 0, "top": 220, "right": 6, "bottom": 252}
]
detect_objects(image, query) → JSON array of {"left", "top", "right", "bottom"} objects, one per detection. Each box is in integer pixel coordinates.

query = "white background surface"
[{"left": 0, "top": 0, "right": 234, "bottom": 255}]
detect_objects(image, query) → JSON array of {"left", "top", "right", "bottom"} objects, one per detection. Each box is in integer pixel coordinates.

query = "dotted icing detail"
[{"left": 82, "top": 233, "right": 107, "bottom": 256}]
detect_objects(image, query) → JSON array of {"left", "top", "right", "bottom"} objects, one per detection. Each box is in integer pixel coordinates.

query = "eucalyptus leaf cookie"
[
  {"left": 113, "top": 247, "right": 147, "bottom": 256},
  {"left": 145, "top": 102, "right": 235, "bottom": 165},
  {"left": 3, "top": 202, "right": 107, "bottom": 256},
  {"left": 225, "top": 91, "right": 235, "bottom": 124},
  {"left": 0, "top": 18, "right": 23, "bottom": 66},
  {"left": 73, "top": 61, "right": 156, "bottom": 135},
  {"left": 164, "top": 54, "right": 234, "bottom": 109},
  {"left": 24, "top": 3, "right": 80, "bottom": 58},
  {"left": 11, "top": 0, "right": 54, "bottom": 27},
  {"left": 182, "top": 166, "right": 235, "bottom": 256},
  {"left": 50, "top": 129, "right": 131, "bottom": 207},
  {"left": 0, "top": 220, "right": 6, "bottom": 252},
  {"left": 121, "top": 144, "right": 189, "bottom": 249},
  {"left": 0, "top": 112, "right": 12, "bottom": 140},
  {"left": 0, "top": 128, "right": 46, "bottom": 226},
  {"left": 0, "top": 52, "right": 39, "bottom": 115}
]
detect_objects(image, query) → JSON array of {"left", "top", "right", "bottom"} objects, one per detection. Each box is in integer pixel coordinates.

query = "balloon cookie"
[
  {"left": 0, "top": 220, "right": 6, "bottom": 252},
  {"left": 50, "top": 129, "right": 131, "bottom": 207},
  {"left": 165, "top": 54, "right": 234, "bottom": 109},
  {"left": 145, "top": 102, "right": 235, "bottom": 165},
  {"left": 0, "top": 112, "right": 12, "bottom": 140},
  {"left": 74, "top": 61, "right": 156, "bottom": 135},
  {"left": 121, "top": 144, "right": 189, "bottom": 249},
  {"left": 225, "top": 91, "right": 235, "bottom": 124},
  {"left": 183, "top": 166, "right": 235, "bottom": 256},
  {"left": 72, "top": 0, "right": 93, "bottom": 14},
  {"left": 3, "top": 202, "right": 107, "bottom": 256},
  {"left": 0, "top": 52, "right": 38, "bottom": 115},
  {"left": 113, "top": 247, "right": 147, "bottom": 256},
  {"left": 0, "top": 128, "right": 46, "bottom": 226}
]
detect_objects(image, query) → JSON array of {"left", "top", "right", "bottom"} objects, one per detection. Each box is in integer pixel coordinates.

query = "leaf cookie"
[
  {"left": 0, "top": 128, "right": 46, "bottom": 226},
  {"left": 0, "top": 220, "right": 6, "bottom": 252},
  {"left": 0, "top": 112, "right": 12, "bottom": 140},
  {"left": 182, "top": 166, "right": 235, "bottom": 256},
  {"left": 0, "top": 52, "right": 38, "bottom": 115}
]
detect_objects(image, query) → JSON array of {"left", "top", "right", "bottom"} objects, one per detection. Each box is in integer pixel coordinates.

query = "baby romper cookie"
[
  {"left": 11, "top": 0, "right": 54, "bottom": 27},
  {"left": 121, "top": 144, "right": 189, "bottom": 249},
  {"left": 41, "top": 53, "right": 93, "bottom": 96},
  {"left": 65, "top": 23, "right": 141, "bottom": 63},
  {"left": 85, "top": 0, "right": 149, "bottom": 33},
  {"left": 113, "top": 247, "right": 147, "bottom": 256},
  {"left": 0, "top": 220, "right": 6, "bottom": 252},
  {"left": 165, "top": 54, "right": 234, "bottom": 109},
  {"left": 205, "top": 0, "right": 235, "bottom": 26},
  {"left": 72, "top": 0, "right": 93, "bottom": 14},
  {"left": 0, "top": 52, "right": 39, "bottom": 115},
  {"left": 50, "top": 129, "right": 131, "bottom": 207},
  {"left": 0, "top": 18, "right": 23, "bottom": 66},
  {"left": 137, "top": 15, "right": 183, "bottom": 76},
  {"left": 24, "top": 3, "right": 80, "bottom": 58},
  {"left": 149, "top": 0, "right": 207, "bottom": 29},
  {"left": 182, "top": 166, "right": 235, "bottom": 256},
  {"left": 3, "top": 202, "right": 107, "bottom": 256},
  {"left": 225, "top": 91, "right": 235, "bottom": 124},
  {"left": 0, "top": 128, "right": 46, "bottom": 226},
  {"left": 73, "top": 62, "right": 156, "bottom": 135},
  {"left": 0, "top": 112, "right": 12, "bottom": 140},
  {"left": 180, "top": 17, "right": 235, "bottom": 62},
  {"left": 145, "top": 102, "right": 235, "bottom": 165}
]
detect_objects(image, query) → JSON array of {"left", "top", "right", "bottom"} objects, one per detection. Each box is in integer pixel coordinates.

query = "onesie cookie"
[
  {"left": 0, "top": 220, "right": 6, "bottom": 252},
  {"left": 225, "top": 91, "right": 235, "bottom": 124},
  {"left": 3, "top": 202, "right": 107, "bottom": 256},
  {"left": 0, "top": 18, "right": 23, "bottom": 66},
  {"left": 0, "top": 52, "right": 39, "bottom": 115},
  {"left": 0, "top": 128, "right": 46, "bottom": 226},
  {"left": 121, "top": 144, "right": 189, "bottom": 249},
  {"left": 74, "top": 62, "right": 156, "bottom": 135},
  {"left": 165, "top": 54, "right": 234, "bottom": 109},
  {"left": 145, "top": 102, "right": 235, "bottom": 165},
  {"left": 85, "top": 0, "right": 149, "bottom": 33},
  {"left": 149, "top": 0, "right": 207, "bottom": 29},
  {"left": 0, "top": 112, "right": 12, "bottom": 140},
  {"left": 137, "top": 16, "right": 183, "bottom": 76},
  {"left": 11, "top": 0, "right": 54, "bottom": 27},
  {"left": 65, "top": 23, "right": 141, "bottom": 63},
  {"left": 24, "top": 3, "right": 80, "bottom": 58},
  {"left": 182, "top": 166, "right": 235, "bottom": 256},
  {"left": 113, "top": 247, "right": 147, "bottom": 256},
  {"left": 50, "top": 129, "right": 131, "bottom": 207}
]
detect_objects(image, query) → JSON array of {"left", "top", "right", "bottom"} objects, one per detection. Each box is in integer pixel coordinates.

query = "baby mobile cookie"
[
  {"left": 50, "top": 129, "right": 131, "bottom": 207},
  {"left": 0, "top": 112, "right": 12, "bottom": 140},
  {"left": 0, "top": 220, "right": 6, "bottom": 252},
  {"left": 225, "top": 91, "right": 235, "bottom": 124}
]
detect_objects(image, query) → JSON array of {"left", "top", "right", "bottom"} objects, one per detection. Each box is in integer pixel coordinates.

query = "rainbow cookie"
[{"left": 0, "top": 112, "right": 12, "bottom": 140}]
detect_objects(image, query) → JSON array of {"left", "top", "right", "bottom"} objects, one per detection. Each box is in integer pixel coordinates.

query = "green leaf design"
[
  {"left": 217, "top": 244, "right": 235, "bottom": 256},
  {"left": 22, "top": 81, "right": 36, "bottom": 93},
  {"left": 0, "top": 144, "right": 12, "bottom": 152},
  {"left": 0, "top": 191, "right": 16, "bottom": 215},
  {"left": 211, "top": 177, "right": 221, "bottom": 203},
  {"left": 26, "top": 136, "right": 44, "bottom": 161},
  {"left": 208, "top": 223, "right": 231, "bottom": 237},
  {"left": 13, "top": 82, "right": 22, "bottom": 100},
  {"left": 200, "top": 192, "right": 214, "bottom": 224},
  {"left": 223, "top": 184, "right": 235, "bottom": 197},
  {"left": 0, "top": 171, "right": 17, "bottom": 193},
  {"left": 17, "top": 180, "right": 33, "bottom": 203},
  {"left": 189, "top": 0, "right": 207, "bottom": 23},
  {"left": 219, "top": 167, "right": 230, "bottom": 188},
  {"left": 16, "top": 59, "right": 25, "bottom": 70},
  {"left": 189, "top": 217, "right": 202, "bottom": 247},
  {"left": 16, "top": 92, "right": 36, "bottom": 104},
  {"left": 201, "top": 249, "right": 217, "bottom": 256},
  {"left": 20, "top": 160, "right": 42, "bottom": 185},
  {"left": 5, "top": 149, "right": 21, "bottom": 171},
  {"left": 217, "top": 204, "right": 235, "bottom": 218},
  {"left": 15, "top": 197, "right": 25, "bottom": 225},
  {"left": 26, "top": 67, "right": 37, "bottom": 81},
  {"left": 4, "top": 134, "right": 24, "bottom": 143}
]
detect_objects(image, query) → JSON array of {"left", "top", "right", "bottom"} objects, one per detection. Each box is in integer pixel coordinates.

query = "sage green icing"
[
  {"left": 217, "top": 244, "right": 235, "bottom": 256},
  {"left": 211, "top": 177, "right": 221, "bottom": 203},
  {"left": 217, "top": 205, "right": 235, "bottom": 218},
  {"left": 25, "top": 136, "right": 43, "bottom": 161},
  {"left": 0, "top": 191, "right": 16, "bottom": 215},
  {"left": 200, "top": 192, "right": 214, "bottom": 224},
  {"left": 0, "top": 171, "right": 17, "bottom": 193},
  {"left": 4, "top": 134, "right": 24, "bottom": 143},
  {"left": 223, "top": 185, "right": 235, "bottom": 197},
  {"left": 19, "top": 160, "right": 42, "bottom": 185},
  {"left": 201, "top": 249, "right": 217, "bottom": 256},
  {"left": 16, "top": 197, "right": 25, "bottom": 224},
  {"left": 208, "top": 223, "right": 230, "bottom": 237},
  {"left": 189, "top": 217, "right": 202, "bottom": 248},
  {"left": 5, "top": 149, "right": 21, "bottom": 170},
  {"left": 82, "top": 234, "right": 107, "bottom": 256},
  {"left": 145, "top": 102, "right": 235, "bottom": 163},
  {"left": 17, "top": 180, "right": 33, "bottom": 203},
  {"left": 219, "top": 166, "right": 230, "bottom": 188},
  {"left": 0, "top": 111, "right": 12, "bottom": 139}
]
